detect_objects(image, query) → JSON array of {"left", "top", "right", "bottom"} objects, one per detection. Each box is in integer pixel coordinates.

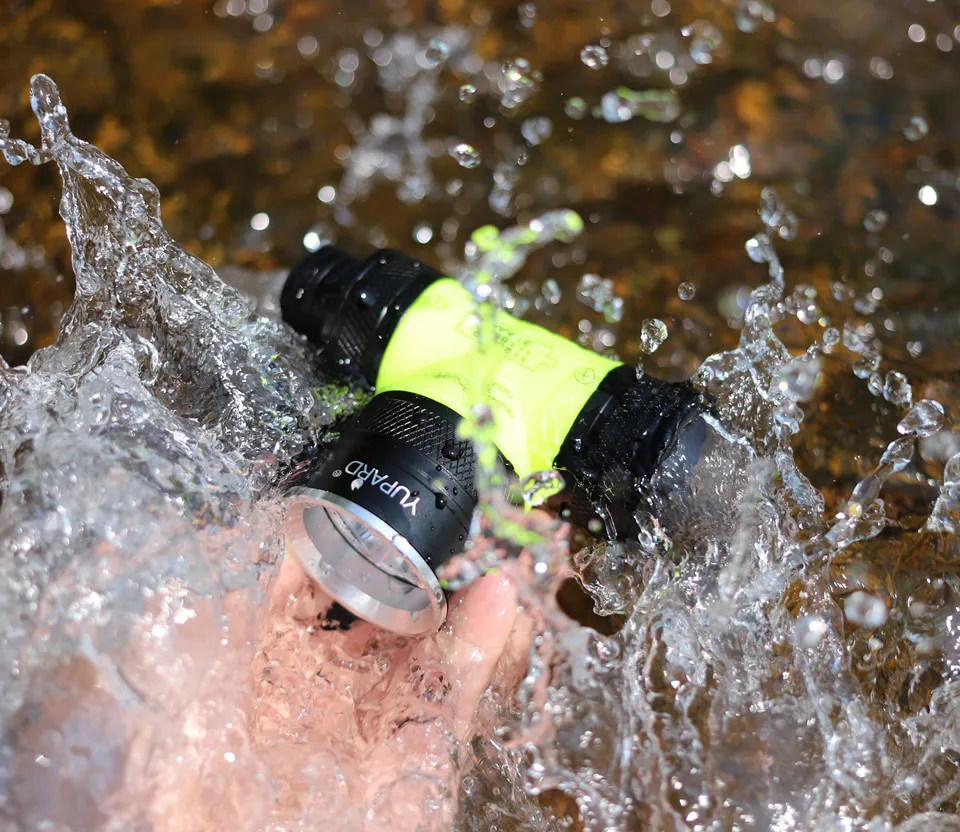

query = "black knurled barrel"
[
  {"left": 304, "top": 391, "right": 478, "bottom": 570},
  {"left": 280, "top": 246, "right": 441, "bottom": 388}
]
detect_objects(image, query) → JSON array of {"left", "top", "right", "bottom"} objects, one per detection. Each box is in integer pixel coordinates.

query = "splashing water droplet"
[
  {"left": 853, "top": 355, "right": 880, "bottom": 379},
  {"left": 863, "top": 209, "right": 888, "bottom": 232},
  {"left": 601, "top": 88, "right": 680, "bottom": 124},
  {"left": 745, "top": 233, "right": 772, "bottom": 264},
  {"left": 879, "top": 435, "right": 915, "bottom": 472},
  {"left": 577, "top": 274, "right": 623, "bottom": 323},
  {"left": 541, "top": 278, "right": 562, "bottom": 305},
  {"left": 682, "top": 20, "right": 723, "bottom": 65},
  {"left": 520, "top": 470, "right": 566, "bottom": 509},
  {"left": 844, "top": 591, "right": 889, "bottom": 629},
  {"left": 903, "top": 115, "right": 929, "bottom": 141},
  {"left": 449, "top": 142, "right": 481, "bottom": 169},
  {"left": 413, "top": 222, "right": 433, "bottom": 244},
  {"left": 458, "top": 83, "right": 477, "bottom": 103},
  {"left": 423, "top": 38, "right": 450, "bottom": 68},
  {"left": 883, "top": 370, "right": 913, "bottom": 407},
  {"left": 499, "top": 59, "right": 538, "bottom": 109},
  {"left": 564, "top": 97, "right": 588, "bottom": 119},
  {"left": 760, "top": 187, "right": 797, "bottom": 240},
  {"left": 897, "top": 399, "right": 945, "bottom": 437},
  {"left": 795, "top": 615, "right": 828, "bottom": 648},
  {"left": 580, "top": 44, "right": 609, "bottom": 69},
  {"left": 735, "top": 0, "right": 776, "bottom": 33},
  {"left": 640, "top": 318, "right": 668, "bottom": 353},
  {"left": 678, "top": 281, "right": 696, "bottom": 301},
  {"left": 521, "top": 116, "right": 552, "bottom": 146}
]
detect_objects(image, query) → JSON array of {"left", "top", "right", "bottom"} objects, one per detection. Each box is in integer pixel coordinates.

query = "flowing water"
[{"left": 2, "top": 2, "right": 960, "bottom": 830}]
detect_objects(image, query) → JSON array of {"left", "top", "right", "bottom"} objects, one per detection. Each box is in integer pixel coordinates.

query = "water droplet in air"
[
  {"left": 863, "top": 209, "right": 888, "bottom": 232},
  {"left": 450, "top": 142, "right": 481, "bottom": 169},
  {"left": 883, "top": 370, "right": 913, "bottom": 407},
  {"left": 458, "top": 83, "right": 478, "bottom": 103},
  {"left": 903, "top": 115, "right": 929, "bottom": 141},
  {"left": 844, "top": 591, "right": 889, "bottom": 629},
  {"left": 879, "top": 435, "right": 915, "bottom": 472},
  {"left": 853, "top": 355, "right": 880, "bottom": 379},
  {"left": 413, "top": 222, "right": 433, "bottom": 244},
  {"left": 521, "top": 116, "right": 552, "bottom": 146},
  {"left": 577, "top": 274, "right": 623, "bottom": 323},
  {"left": 541, "top": 278, "right": 562, "bottom": 305},
  {"left": 795, "top": 615, "right": 828, "bottom": 648},
  {"left": 760, "top": 187, "right": 797, "bottom": 239},
  {"left": 745, "top": 234, "right": 773, "bottom": 263},
  {"left": 423, "top": 38, "right": 450, "bottom": 68},
  {"left": 640, "top": 319, "right": 668, "bottom": 353},
  {"left": 580, "top": 45, "right": 609, "bottom": 69},
  {"left": 499, "top": 59, "right": 538, "bottom": 109},
  {"left": 735, "top": 0, "right": 776, "bottom": 33},
  {"left": 601, "top": 88, "right": 680, "bottom": 124},
  {"left": 564, "top": 97, "right": 588, "bottom": 119},
  {"left": 683, "top": 20, "right": 723, "bottom": 65},
  {"left": 678, "top": 281, "right": 696, "bottom": 301},
  {"left": 521, "top": 470, "right": 565, "bottom": 509},
  {"left": 897, "top": 399, "right": 945, "bottom": 437}
]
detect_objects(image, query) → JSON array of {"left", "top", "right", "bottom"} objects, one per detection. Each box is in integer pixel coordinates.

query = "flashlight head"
[
  {"left": 284, "top": 391, "right": 477, "bottom": 635},
  {"left": 280, "top": 246, "right": 442, "bottom": 388}
]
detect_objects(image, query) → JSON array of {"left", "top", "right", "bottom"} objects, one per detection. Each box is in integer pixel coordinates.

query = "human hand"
[{"left": 250, "top": 554, "right": 532, "bottom": 831}]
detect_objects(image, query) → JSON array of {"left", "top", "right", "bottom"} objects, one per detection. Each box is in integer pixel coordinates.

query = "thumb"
[{"left": 437, "top": 572, "right": 519, "bottom": 738}]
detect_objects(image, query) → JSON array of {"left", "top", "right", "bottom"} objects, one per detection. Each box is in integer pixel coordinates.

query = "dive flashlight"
[{"left": 281, "top": 246, "right": 709, "bottom": 635}]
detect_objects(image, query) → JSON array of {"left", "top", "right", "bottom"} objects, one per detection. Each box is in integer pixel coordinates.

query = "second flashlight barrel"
[{"left": 555, "top": 365, "right": 708, "bottom": 537}]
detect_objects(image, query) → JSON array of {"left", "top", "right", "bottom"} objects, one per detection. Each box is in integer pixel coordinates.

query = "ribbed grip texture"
[
  {"left": 351, "top": 393, "right": 478, "bottom": 499},
  {"left": 556, "top": 366, "right": 709, "bottom": 539},
  {"left": 281, "top": 246, "right": 442, "bottom": 387}
]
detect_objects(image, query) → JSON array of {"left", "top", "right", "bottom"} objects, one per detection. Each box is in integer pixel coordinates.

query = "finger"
[
  {"left": 498, "top": 606, "right": 534, "bottom": 693},
  {"left": 437, "top": 571, "right": 519, "bottom": 737},
  {"left": 272, "top": 552, "right": 309, "bottom": 601}
]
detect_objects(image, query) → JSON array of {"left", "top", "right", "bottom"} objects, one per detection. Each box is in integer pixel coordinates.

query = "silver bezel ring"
[{"left": 284, "top": 487, "right": 447, "bottom": 636}]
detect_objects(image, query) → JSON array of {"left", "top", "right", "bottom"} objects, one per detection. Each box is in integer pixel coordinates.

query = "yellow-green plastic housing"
[{"left": 376, "top": 278, "right": 621, "bottom": 478}]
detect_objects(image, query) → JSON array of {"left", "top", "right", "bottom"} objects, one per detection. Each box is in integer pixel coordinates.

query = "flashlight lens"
[
  {"left": 285, "top": 493, "right": 446, "bottom": 635},
  {"left": 304, "top": 505, "right": 424, "bottom": 606},
  {"left": 320, "top": 505, "right": 421, "bottom": 587}
]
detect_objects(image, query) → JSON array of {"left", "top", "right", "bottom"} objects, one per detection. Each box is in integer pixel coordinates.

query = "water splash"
[
  {"left": 2, "top": 20, "right": 960, "bottom": 827},
  {"left": 0, "top": 74, "right": 332, "bottom": 830}
]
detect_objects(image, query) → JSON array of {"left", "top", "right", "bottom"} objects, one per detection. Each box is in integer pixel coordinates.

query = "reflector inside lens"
[{"left": 284, "top": 489, "right": 445, "bottom": 635}]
